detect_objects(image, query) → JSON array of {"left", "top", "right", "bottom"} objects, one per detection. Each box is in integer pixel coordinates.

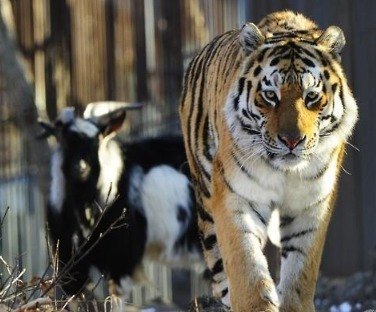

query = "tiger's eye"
[
  {"left": 306, "top": 91, "right": 318, "bottom": 99},
  {"left": 265, "top": 91, "right": 276, "bottom": 99}
]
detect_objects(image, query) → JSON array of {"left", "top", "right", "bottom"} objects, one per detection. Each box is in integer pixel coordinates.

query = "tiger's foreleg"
[
  {"left": 210, "top": 161, "right": 279, "bottom": 312},
  {"left": 277, "top": 198, "right": 334, "bottom": 312},
  {"left": 278, "top": 147, "right": 343, "bottom": 312}
]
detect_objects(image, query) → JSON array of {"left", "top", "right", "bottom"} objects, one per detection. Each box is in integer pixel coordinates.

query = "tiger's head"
[{"left": 226, "top": 20, "right": 358, "bottom": 171}]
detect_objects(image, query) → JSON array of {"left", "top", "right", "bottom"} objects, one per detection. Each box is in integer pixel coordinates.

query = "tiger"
[{"left": 179, "top": 11, "right": 358, "bottom": 312}]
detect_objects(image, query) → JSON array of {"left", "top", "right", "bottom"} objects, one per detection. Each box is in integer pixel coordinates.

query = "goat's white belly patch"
[{"left": 140, "top": 165, "right": 192, "bottom": 262}]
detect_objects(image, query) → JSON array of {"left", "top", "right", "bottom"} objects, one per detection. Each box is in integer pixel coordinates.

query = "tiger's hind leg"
[{"left": 196, "top": 197, "right": 231, "bottom": 306}]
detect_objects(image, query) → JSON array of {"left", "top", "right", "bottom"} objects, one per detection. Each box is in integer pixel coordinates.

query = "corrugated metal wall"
[{"left": 1, "top": 0, "right": 375, "bottom": 307}]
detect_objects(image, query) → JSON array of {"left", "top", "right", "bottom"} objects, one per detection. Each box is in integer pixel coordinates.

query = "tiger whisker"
[{"left": 345, "top": 140, "right": 360, "bottom": 152}]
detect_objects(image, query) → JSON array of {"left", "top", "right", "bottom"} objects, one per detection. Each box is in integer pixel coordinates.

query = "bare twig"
[
  {"left": 91, "top": 275, "right": 104, "bottom": 294},
  {"left": 13, "top": 297, "right": 52, "bottom": 312},
  {"left": 24, "top": 264, "right": 52, "bottom": 303},
  {"left": 60, "top": 294, "right": 75, "bottom": 311},
  {"left": 40, "top": 197, "right": 127, "bottom": 299},
  {"left": 0, "top": 207, "right": 9, "bottom": 228}
]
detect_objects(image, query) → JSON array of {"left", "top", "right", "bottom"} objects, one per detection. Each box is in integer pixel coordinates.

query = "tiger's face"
[
  {"left": 251, "top": 52, "right": 331, "bottom": 169},
  {"left": 226, "top": 26, "right": 357, "bottom": 171}
]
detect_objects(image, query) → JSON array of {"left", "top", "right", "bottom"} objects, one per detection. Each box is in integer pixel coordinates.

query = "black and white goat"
[{"left": 39, "top": 103, "right": 202, "bottom": 298}]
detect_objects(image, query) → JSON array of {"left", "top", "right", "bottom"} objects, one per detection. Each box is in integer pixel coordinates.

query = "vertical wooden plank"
[
  {"left": 33, "top": 0, "right": 49, "bottom": 114},
  {"left": 68, "top": 0, "right": 108, "bottom": 108},
  {"left": 105, "top": 0, "right": 115, "bottom": 100},
  {"left": 46, "top": 0, "right": 72, "bottom": 118},
  {"left": 113, "top": 0, "right": 136, "bottom": 102},
  {"left": 159, "top": 0, "right": 184, "bottom": 132},
  {"left": 131, "top": 0, "right": 147, "bottom": 103}
]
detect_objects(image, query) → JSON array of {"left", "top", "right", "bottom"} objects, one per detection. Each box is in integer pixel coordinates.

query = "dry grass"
[{"left": 0, "top": 192, "right": 131, "bottom": 312}]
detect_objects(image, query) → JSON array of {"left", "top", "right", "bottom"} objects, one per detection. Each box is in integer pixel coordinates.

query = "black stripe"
[
  {"left": 231, "top": 151, "right": 257, "bottom": 181},
  {"left": 202, "top": 234, "right": 217, "bottom": 250},
  {"left": 272, "top": 30, "right": 314, "bottom": 36},
  {"left": 186, "top": 52, "right": 205, "bottom": 179},
  {"left": 270, "top": 45, "right": 290, "bottom": 57},
  {"left": 223, "top": 176, "right": 266, "bottom": 226},
  {"left": 242, "top": 108, "right": 261, "bottom": 122},
  {"left": 180, "top": 58, "right": 195, "bottom": 107},
  {"left": 244, "top": 59, "right": 254, "bottom": 75},
  {"left": 281, "top": 245, "right": 305, "bottom": 258},
  {"left": 313, "top": 49, "right": 327, "bottom": 67},
  {"left": 246, "top": 80, "right": 252, "bottom": 104},
  {"left": 256, "top": 81, "right": 262, "bottom": 92},
  {"left": 280, "top": 228, "right": 317, "bottom": 243},
  {"left": 186, "top": 45, "right": 213, "bottom": 186},
  {"left": 305, "top": 193, "right": 331, "bottom": 209},
  {"left": 339, "top": 82, "right": 346, "bottom": 113},
  {"left": 233, "top": 77, "right": 246, "bottom": 111},
  {"left": 238, "top": 117, "right": 260, "bottom": 136},
  {"left": 250, "top": 110, "right": 261, "bottom": 121},
  {"left": 253, "top": 65, "right": 262, "bottom": 77},
  {"left": 265, "top": 36, "right": 315, "bottom": 45},
  {"left": 197, "top": 203, "right": 214, "bottom": 223},
  {"left": 242, "top": 108, "right": 252, "bottom": 120},
  {"left": 320, "top": 121, "right": 340, "bottom": 137},
  {"left": 321, "top": 114, "right": 332, "bottom": 121},
  {"left": 203, "top": 116, "right": 213, "bottom": 162},
  {"left": 211, "top": 259, "right": 224, "bottom": 275},
  {"left": 200, "top": 178, "right": 211, "bottom": 199},
  {"left": 257, "top": 47, "right": 270, "bottom": 62},
  {"left": 301, "top": 57, "right": 315, "bottom": 67},
  {"left": 280, "top": 216, "right": 294, "bottom": 227},
  {"left": 270, "top": 57, "right": 280, "bottom": 66},
  {"left": 262, "top": 76, "right": 272, "bottom": 86},
  {"left": 332, "top": 83, "right": 338, "bottom": 93},
  {"left": 330, "top": 115, "right": 338, "bottom": 123},
  {"left": 192, "top": 38, "right": 234, "bottom": 170},
  {"left": 249, "top": 203, "right": 266, "bottom": 226},
  {"left": 298, "top": 45, "right": 316, "bottom": 59},
  {"left": 193, "top": 33, "right": 231, "bottom": 160}
]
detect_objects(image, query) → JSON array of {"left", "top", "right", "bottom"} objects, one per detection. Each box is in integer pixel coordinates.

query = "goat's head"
[{"left": 39, "top": 102, "right": 142, "bottom": 194}]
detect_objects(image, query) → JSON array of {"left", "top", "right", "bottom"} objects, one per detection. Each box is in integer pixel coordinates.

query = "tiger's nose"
[{"left": 278, "top": 133, "right": 306, "bottom": 150}]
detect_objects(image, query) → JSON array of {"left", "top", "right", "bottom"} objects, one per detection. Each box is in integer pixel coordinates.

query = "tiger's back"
[{"left": 180, "top": 11, "right": 357, "bottom": 312}]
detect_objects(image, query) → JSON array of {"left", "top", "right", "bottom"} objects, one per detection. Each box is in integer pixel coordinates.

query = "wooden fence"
[{"left": 1, "top": 0, "right": 376, "bottom": 306}]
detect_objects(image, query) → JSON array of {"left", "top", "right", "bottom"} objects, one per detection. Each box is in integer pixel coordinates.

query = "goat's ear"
[{"left": 96, "top": 109, "right": 127, "bottom": 137}]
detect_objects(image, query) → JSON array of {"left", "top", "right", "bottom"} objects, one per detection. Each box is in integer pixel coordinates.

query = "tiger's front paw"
[
  {"left": 231, "top": 278, "right": 279, "bottom": 312},
  {"left": 257, "top": 278, "right": 280, "bottom": 310}
]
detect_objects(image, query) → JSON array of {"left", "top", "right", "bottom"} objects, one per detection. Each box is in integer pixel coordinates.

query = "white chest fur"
[{"left": 227, "top": 146, "right": 338, "bottom": 215}]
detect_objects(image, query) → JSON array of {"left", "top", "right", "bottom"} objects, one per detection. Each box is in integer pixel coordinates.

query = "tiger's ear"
[
  {"left": 239, "top": 23, "right": 265, "bottom": 56},
  {"left": 317, "top": 26, "right": 346, "bottom": 61}
]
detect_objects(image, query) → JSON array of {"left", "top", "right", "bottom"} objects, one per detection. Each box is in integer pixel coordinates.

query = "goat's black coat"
[{"left": 48, "top": 131, "right": 200, "bottom": 296}]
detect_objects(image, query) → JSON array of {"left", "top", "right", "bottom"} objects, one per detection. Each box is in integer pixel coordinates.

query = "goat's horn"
[
  {"left": 83, "top": 101, "right": 143, "bottom": 119},
  {"left": 36, "top": 119, "right": 56, "bottom": 139}
]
